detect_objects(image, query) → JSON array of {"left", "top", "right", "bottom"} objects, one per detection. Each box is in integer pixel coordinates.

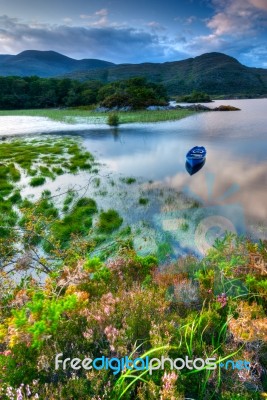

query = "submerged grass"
[{"left": 0, "top": 136, "right": 96, "bottom": 244}]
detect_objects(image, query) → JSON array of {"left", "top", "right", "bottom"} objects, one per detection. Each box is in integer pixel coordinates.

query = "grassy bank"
[{"left": 0, "top": 108, "right": 196, "bottom": 124}]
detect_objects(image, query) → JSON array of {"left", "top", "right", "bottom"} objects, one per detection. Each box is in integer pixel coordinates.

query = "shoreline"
[{"left": 0, "top": 108, "right": 196, "bottom": 125}]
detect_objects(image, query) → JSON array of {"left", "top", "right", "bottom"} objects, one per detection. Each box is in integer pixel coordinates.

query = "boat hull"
[
  {"left": 185, "top": 159, "right": 206, "bottom": 175},
  {"left": 186, "top": 156, "right": 206, "bottom": 167}
]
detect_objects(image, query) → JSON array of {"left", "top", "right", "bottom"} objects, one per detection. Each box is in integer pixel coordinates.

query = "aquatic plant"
[
  {"left": 98, "top": 209, "right": 123, "bottom": 233},
  {"left": 29, "top": 176, "right": 46, "bottom": 187},
  {"left": 139, "top": 197, "right": 149, "bottom": 205}
]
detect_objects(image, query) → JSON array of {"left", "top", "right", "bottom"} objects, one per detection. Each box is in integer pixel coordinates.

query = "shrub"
[{"left": 108, "top": 113, "right": 120, "bottom": 126}]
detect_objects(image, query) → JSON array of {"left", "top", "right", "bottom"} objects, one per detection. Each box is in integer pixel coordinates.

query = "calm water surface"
[
  {"left": 1, "top": 99, "right": 267, "bottom": 249},
  {"left": 79, "top": 99, "right": 267, "bottom": 240}
]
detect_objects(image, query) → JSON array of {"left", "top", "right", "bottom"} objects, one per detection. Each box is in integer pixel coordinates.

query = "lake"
[{"left": 1, "top": 98, "right": 266, "bottom": 256}]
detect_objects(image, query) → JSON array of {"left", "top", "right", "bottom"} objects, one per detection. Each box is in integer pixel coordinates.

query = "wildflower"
[
  {"left": 217, "top": 293, "right": 227, "bottom": 307},
  {"left": 16, "top": 388, "right": 23, "bottom": 400},
  {"left": 26, "top": 385, "right": 31, "bottom": 396},
  {"left": 160, "top": 371, "right": 178, "bottom": 400}
]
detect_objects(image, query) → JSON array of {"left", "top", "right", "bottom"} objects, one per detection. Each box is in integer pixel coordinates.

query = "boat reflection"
[{"left": 185, "top": 159, "right": 206, "bottom": 175}]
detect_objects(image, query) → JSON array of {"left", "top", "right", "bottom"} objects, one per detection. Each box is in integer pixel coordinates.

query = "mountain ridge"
[
  {"left": 0, "top": 50, "right": 266, "bottom": 96},
  {"left": 0, "top": 50, "right": 115, "bottom": 78}
]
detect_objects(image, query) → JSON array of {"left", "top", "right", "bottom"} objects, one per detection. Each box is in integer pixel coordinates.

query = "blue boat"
[
  {"left": 186, "top": 146, "right": 206, "bottom": 167},
  {"left": 185, "top": 159, "right": 205, "bottom": 176}
]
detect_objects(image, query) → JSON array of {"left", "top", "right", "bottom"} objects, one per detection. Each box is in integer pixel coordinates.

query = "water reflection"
[
  {"left": 185, "top": 159, "right": 206, "bottom": 175},
  {"left": 1, "top": 99, "right": 267, "bottom": 239}
]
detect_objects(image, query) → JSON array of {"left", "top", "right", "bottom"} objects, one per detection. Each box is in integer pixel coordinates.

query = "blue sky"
[{"left": 0, "top": 0, "right": 266, "bottom": 66}]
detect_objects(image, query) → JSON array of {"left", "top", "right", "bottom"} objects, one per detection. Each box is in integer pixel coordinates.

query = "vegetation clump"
[
  {"left": 0, "top": 235, "right": 266, "bottom": 399},
  {"left": 29, "top": 176, "right": 46, "bottom": 187},
  {"left": 108, "top": 113, "right": 119, "bottom": 126},
  {"left": 139, "top": 197, "right": 149, "bottom": 205},
  {"left": 180, "top": 90, "right": 212, "bottom": 103},
  {"left": 121, "top": 177, "right": 136, "bottom": 184},
  {"left": 98, "top": 209, "right": 123, "bottom": 233},
  {"left": 47, "top": 197, "right": 98, "bottom": 249}
]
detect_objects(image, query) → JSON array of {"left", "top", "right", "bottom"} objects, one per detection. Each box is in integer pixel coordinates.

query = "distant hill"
[
  {"left": 0, "top": 50, "right": 115, "bottom": 77},
  {"left": 63, "top": 52, "right": 267, "bottom": 96},
  {"left": 0, "top": 50, "right": 266, "bottom": 96}
]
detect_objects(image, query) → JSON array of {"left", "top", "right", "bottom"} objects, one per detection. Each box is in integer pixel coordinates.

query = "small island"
[{"left": 177, "top": 90, "right": 213, "bottom": 103}]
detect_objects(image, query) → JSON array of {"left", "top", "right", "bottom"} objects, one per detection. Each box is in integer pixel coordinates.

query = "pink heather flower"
[
  {"left": 83, "top": 328, "right": 94, "bottom": 340},
  {"left": 16, "top": 388, "right": 23, "bottom": 400},
  {"left": 104, "top": 325, "right": 119, "bottom": 341},
  {"left": 104, "top": 306, "right": 111, "bottom": 315},
  {"left": 217, "top": 293, "right": 228, "bottom": 307},
  {"left": 26, "top": 385, "right": 31, "bottom": 396}
]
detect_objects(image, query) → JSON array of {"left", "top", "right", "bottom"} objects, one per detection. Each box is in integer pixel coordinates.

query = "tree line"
[{"left": 0, "top": 76, "right": 168, "bottom": 110}]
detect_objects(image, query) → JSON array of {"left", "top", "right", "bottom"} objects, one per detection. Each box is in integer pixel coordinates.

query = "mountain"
[
  {"left": 63, "top": 52, "right": 267, "bottom": 96},
  {"left": 0, "top": 50, "right": 115, "bottom": 77},
  {"left": 0, "top": 50, "right": 266, "bottom": 96}
]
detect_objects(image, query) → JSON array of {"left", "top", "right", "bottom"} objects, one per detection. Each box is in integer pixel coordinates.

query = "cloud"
[
  {"left": 207, "top": 0, "right": 267, "bottom": 37},
  {"left": 249, "top": 0, "right": 267, "bottom": 10},
  {"left": 240, "top": 45, "right": 267, "bottom": 67},
  {"left": 146, "top": 21, "right": 166, "bottom": 32},
  {"left": 185, "top": 15, "right": 197, "bottom": 25},
  {"left": 181, "top": 0, "right": 267, "bottom": 66},
  {"left": 80, "top": 8, "right": 109, "bottom": 27},
  {"left": 62, "top": 17, "right": 73, "bottom": 24},
  {"left": 0, "top": 14, "right": 185, "bottom": 63}
]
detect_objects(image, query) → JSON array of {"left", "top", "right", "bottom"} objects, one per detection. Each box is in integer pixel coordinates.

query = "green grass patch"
[
  {"left": 45, "top": 197, "right": 98, "bottom": 251},
  {"left": 0, "top": 108, "right": 196, "bottom": 124},
  {"left": 121, "top": 177, "right": 136, "bottom": 184},
  {"left": 98, "top": 209, "right": 123, "bottom": 233},
  {"left": 29, "top": 176, "right": 46, "bottom": 187},
  {"left": 139, "top": 197, "right": 149, "bottom": 205}
]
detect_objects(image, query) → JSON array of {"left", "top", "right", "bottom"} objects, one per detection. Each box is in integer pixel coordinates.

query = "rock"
[
  {"left": 185, "top": 104, "right": 211, "bottom": 111},
  {"left": 116, "top": 106, "right": 132, "bottom": 112},
  {"left": 95, "top": 107, "right": 110, "bottom": 112},
  {"left": 213, "top": 105, "right": 240, "bottom": 111},
  {"left": 146, "top": 105, "right": 173, "bottom": 111}
]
